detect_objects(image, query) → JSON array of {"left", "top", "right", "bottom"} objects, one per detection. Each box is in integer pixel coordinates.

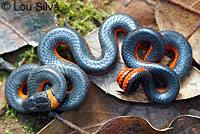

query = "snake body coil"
[{"left": 118, "top": 28, "right": 192, "bottom": 103}]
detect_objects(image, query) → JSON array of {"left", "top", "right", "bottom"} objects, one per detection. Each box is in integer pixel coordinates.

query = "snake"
[
  {"left": 117, "top": 28, "right": 192, "bottom": 103},
  {"left": 5, "top": 14, "right": 142, "bottom": 112}
]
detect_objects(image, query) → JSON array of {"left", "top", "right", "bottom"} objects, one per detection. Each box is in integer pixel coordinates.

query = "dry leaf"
[
  {"left": 96, "top": 116, "right": 165, "bottom": 134},
  {"left": 92, "top": 0, "right": 155, "bottom": 27},
  {"left": 116, "top": 0, "right": 155, "bottom": 27},
  {"left": 96, "top": 115, "right": 200, "bottom": 134},
  {"left": 0, "top": 0, "right": 57, "bottom": 54},
  {"left": 177, "top": 67, "right": 200, "bottom": 100},
  {"left": 155, "top": 0, "right": 200, "bottom": 64},
  {"left": 84, "top": 28, "right": 200, "bottom": 102},
  {"left": 39, "top": 82, "right": 200, "bottom": 134}
]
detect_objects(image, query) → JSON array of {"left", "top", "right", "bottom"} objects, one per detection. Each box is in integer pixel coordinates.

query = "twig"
[
  {"left": 186, "top": 20, "right": 200, "bottom": 39},
  {"left": 189, "top": 0, "right": 200, "bottom": 8},
  {"left": 69, "top": 123, "right": 103, "bottom": 134},
  {"left": 49, "top": 111, "right": 91, "bottom": 134},
  {"left": 167, "top": 0, "right": 200, "bottom": 16},
  {"left": 0, "top": 18, "right": 29, "bottom": 44}
]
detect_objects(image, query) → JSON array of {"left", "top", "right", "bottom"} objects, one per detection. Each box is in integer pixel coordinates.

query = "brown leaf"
[
  {"left": 96, "top": 116, "right": 163, "bottom": 134},
  {"left": 96, "top": 115, "right": 200, "bottom": 134},
  {"left": 177, "top": 66, "right": 200, "bottom": 99},
  {"left": 116, "top": 0, "right": 156, "bottom": 27},
  {"left": 92, "top": 0, "right": 155, "bottom": 27},
  {"left": 155, "top": 0, "right": 200, "bottom": 64},
  {"left": 0, "top": 0, "right": 57, "bottom": 54},
  {"left": 38, "top": 82, "right": 200, "bottom": 134}
]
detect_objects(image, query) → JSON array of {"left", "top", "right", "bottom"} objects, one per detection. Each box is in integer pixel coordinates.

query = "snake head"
[{"left": 22, "top": 92, "right": 52, "bottom": 112}]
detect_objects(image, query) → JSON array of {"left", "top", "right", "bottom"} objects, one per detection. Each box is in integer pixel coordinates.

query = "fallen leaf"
[
  {"left": 96, "top": 116, "right": 165, "bottom": 134},
  {"left": 0, "top": 0, "right": 57, "bottom": 54},
  {"left": 155, "top": 0, "right": 200, "bottom": 64},
  {"left": 177, "top": 66, "right": 200, "bottom": 100},
  {"left": 116, "top": 0, "right": 156, "bottom": 27},
  {"left": 96, "top": 115, "right": 200, "bottom": 134},
  {"left": 38, "top": 82, "right": 200, "bottom": 134},
  {"left": 93, "top": 0, "right": 156, "bottom": 27}
]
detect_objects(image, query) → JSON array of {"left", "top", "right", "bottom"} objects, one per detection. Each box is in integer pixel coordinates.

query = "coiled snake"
[{"left": 117, "top": 28, "right": 192, "bottom": 103}]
